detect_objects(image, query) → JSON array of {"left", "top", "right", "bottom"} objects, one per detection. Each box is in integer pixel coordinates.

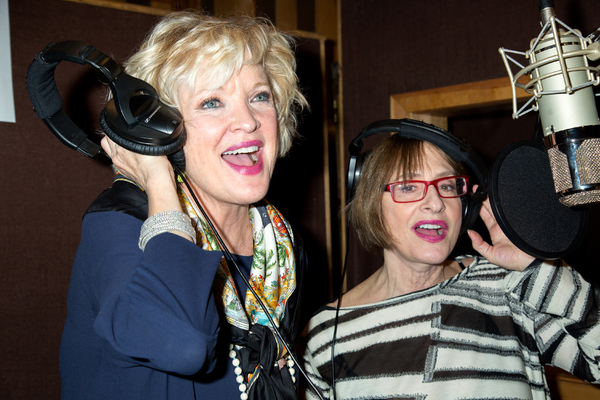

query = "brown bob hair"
[{"left": 347, "top": 134, "right": 467, "bottom": 253}]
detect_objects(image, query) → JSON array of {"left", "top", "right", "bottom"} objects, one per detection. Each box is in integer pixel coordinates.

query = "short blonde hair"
[
  {"left": 348, "top": 135, "right": 466, "bottom": 253},
  {"left": 123, "top": 11, "right": 307, "bottom": 156}
]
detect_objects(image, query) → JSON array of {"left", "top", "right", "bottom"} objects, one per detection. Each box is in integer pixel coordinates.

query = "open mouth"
[
  {"left": 222, "top": 145, "right": 259, "bottom": 167},
  {"left": 414, "top": 223, "right": 444, "bottom": 237}
]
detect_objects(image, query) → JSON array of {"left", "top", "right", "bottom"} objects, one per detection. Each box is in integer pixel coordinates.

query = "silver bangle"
[{"left": 138, "top": 211, "right": 197, "bottom": 251}]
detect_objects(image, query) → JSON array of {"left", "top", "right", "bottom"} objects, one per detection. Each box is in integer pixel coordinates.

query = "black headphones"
[
  {"left": 26, "top": 41, "right": 186, "bottom": 169},
  {"left": 346, "top": 119, "right": 488, "bottom": 234}
]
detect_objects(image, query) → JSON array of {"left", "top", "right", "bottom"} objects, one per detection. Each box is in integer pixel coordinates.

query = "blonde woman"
[{"left": 59, "top": 12, "right": 308, "bottom": 400}]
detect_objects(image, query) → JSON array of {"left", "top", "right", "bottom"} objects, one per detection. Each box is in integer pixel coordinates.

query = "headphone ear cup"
[
  {"left": 346, "top": 151, "right": 368, "bottom": 203},
  {"left": 461, "top": 196, "right": 477, "bottom": 234},
  {"left": 167, "top": 148, "right": 186, "bottom": 171},
  {"left": 100, "top": 108, "right": 186, "bottom": 157},
  {"left": 460, "top": 186, "right": 486, "bottom": 234},
  {"left": 100, "top": 110, "right": 149, "bottom": 154}
]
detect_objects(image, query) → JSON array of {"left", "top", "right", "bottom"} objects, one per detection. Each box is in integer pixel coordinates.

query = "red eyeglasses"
[{"left": 384, "top": 175, "right": 469, "bottom": 203}]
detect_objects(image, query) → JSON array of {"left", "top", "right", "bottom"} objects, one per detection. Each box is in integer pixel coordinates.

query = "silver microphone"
[{"left": 499, "top": 0, "right": 600, "bottom": 207}]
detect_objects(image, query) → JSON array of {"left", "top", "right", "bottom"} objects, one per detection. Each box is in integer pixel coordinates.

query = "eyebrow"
[
  {"left": 399, "top": 170, "right": 457, "bottom": 180},
  {"left": 194, "top": 80, "right": 271, "bottom": 96},
  {"left": 251, "top": 81, "right": 272, "bottom": 92}
]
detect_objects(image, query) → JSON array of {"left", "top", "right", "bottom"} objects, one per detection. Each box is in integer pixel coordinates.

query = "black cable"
[
  {"left": 173, "top": 166, "right": 326, "bottom": 400},
  {"left": 330, "top": 216, "right": 350, "bottom": 400}
]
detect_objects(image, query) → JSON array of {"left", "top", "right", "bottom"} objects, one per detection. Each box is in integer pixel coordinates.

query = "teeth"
[
  {"left": 222, "top": 146, "right": 259, "bottom": 155},
  {"left": 417, "top": 224, "right": 444, "bottom": 236},
  {"left": 418, "top": 224, "right": 442, "bottom": 230}
]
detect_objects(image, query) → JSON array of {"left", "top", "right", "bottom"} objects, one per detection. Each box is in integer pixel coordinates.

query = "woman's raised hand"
[
  {"left": 101, "top": 136, "right": 183, "bottom": 216},
  {"left": 101, "top": 136, "right": 175, "bottom": 192}
]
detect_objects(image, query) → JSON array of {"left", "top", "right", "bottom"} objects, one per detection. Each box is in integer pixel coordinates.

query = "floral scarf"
[{"left": 178, "top": 187, "right": 296, "bottom": 332}]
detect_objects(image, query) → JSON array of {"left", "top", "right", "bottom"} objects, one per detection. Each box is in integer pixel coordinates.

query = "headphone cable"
[
  {"left": 174, "top": 166, "right": 325, "bottom": 400},
  {"left": 329, "top": 216, "right": 350, "bottom": 400}
]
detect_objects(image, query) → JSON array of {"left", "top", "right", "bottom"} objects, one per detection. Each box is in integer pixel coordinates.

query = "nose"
[
  {"left": 230, "top": 102, "right": 259, "bottom": 133},
  {"left": 421, "top": 182, "right": 445, "bottom": 213}
]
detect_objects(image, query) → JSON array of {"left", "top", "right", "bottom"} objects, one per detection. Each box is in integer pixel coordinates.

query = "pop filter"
[{"left": 488, "top": 139, "right": 588, "bottom": 259}]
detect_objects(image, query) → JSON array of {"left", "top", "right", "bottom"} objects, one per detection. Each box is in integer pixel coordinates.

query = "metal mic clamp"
[{"left": 498, "top": 3, "right": 600, "bottom": 207}]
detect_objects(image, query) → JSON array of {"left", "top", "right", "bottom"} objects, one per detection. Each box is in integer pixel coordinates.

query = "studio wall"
[{"left": 1, "top": 1, "right": 158, "bottom": 398}]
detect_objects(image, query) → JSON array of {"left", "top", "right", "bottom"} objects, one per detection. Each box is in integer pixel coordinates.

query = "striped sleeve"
[{"left": 505, "top": 259, "right": 600, "bottom": 382}]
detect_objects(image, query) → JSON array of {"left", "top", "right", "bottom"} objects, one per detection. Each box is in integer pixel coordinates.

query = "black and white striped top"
[{"left": 302, "top": 257, "right": 600, "bottom": 400}]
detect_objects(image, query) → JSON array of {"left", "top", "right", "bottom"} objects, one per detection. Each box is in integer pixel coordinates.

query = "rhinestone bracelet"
[{"left": 138, "top": 211, "right": 197, "bottom": 251}]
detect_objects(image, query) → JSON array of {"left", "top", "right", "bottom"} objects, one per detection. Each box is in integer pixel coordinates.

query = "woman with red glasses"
[{"left": 302, "top": 129, "right": 600, "bottom": 400}]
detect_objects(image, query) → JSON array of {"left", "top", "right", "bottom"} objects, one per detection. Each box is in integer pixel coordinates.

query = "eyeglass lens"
[{"left": 390, "top": 176, "right": 468, "bottom": 202}]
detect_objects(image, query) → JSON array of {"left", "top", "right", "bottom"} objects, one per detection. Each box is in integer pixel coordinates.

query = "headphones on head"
[
  {"left": 346, "top": 119, "right": 488, "bottom": 234},
  {"left": 26, "top": 41, "right": 186, "bottom": 169}
]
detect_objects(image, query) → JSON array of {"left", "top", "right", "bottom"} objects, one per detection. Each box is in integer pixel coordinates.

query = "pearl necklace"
[{"left": 229, "top": 344, "right": 296, "bottom": 400}]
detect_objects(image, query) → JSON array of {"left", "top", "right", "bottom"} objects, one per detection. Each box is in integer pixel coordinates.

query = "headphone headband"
[
  {"left": 40, "top": 41, "right": 121, "bottom": 82},
  {"left": 26, "top": 41, "right": 186, "bottom": 167},
  {"left": 350, "top": 119, "right": 484, "bottom": 165}
]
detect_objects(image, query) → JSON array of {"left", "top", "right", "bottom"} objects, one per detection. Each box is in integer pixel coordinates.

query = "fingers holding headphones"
[{"left": 101, "top": 136, "right": 176, "bottom": 194}]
